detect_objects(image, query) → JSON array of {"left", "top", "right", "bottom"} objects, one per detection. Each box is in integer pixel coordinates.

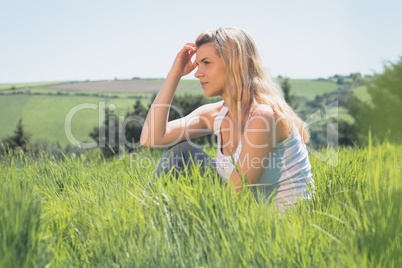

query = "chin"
[
  {"left": 204, "top": 90, "right": 217, "bottom": 98},
  {"left": 204, "top": 92, "right": 216, "bottom": 98}
]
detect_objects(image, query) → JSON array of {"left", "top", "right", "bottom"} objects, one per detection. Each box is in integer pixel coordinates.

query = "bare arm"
[
  {"left": 140, "top": 71, "right": 181, "bottom": 147},
  {"left": 227, "top": 107, "right": 276, "bottom": 193},
  {"left": 140, "top": 43, "right": 202, "bottom": 148}
]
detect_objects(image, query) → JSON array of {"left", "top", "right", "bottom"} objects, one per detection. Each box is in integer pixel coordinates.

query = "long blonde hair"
[{"left": 195, "top": 27, "right": 309, "bottom": 143}]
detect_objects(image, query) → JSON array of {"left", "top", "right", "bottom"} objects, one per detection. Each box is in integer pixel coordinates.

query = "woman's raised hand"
[{"left": 170, "top": 43, "right": 197, "bottom": 77}]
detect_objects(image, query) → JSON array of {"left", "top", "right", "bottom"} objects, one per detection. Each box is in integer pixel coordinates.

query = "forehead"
[{"left": 196, "top": 43, "right": 219, "bottom": 60}]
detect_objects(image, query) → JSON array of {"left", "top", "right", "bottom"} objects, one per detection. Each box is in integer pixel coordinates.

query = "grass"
[
  {"left": 0, "top": 81, "right": 68, "bottom": 91},
  {"left": 288, "top": 79, "right": 338, "bottom": 100},
  {"left": 0, "top": 91, "right": 198, "bottom": 147},
  {"left": 0, "top": 95, "right": 149, "bottom": 147},
  {"left": 0, "top": 139, "right": 401, "bottom": 266},
  {"left": 0, "top": 95, "right": 31, "bottom": 138}
]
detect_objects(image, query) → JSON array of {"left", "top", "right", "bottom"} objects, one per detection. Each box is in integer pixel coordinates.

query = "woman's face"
[{"left": 194, "top": 43, "right": 227, "bottom": 97}]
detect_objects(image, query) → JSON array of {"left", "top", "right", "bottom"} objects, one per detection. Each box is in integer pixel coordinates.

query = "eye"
[{"left": 204, "top": 61, "right": 210, "bottom": 65}]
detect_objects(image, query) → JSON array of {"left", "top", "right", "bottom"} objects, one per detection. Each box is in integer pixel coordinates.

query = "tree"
[
  {"left": 90, "top": 99, "right": 156, "bottom": 157},
  {"left": 124, "top": 100, "right": 149, "bottom": 152},
  {"left": 132, "top": 99, "right": 148, "bottom": 118},
  {"left": 281, "top": 78, "right": 298, "bottom": 110},
  {"left": 1, "top": 118, "right": 31, "bottom": 152},
  {"left": 350, "top": 57, "right": 402, "bottom": 143},
  {"left": 90, "top": 94, "right": 217, "bottom": 157},
  {"left": 89, "top": 108, "right": 119, "bottom": 158}
]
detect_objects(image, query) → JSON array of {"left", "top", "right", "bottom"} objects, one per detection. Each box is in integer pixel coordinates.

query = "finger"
[
  {"left": 187, "top": 47, "right": 197, "bottom": 55},
  {"left": 182, "top": 47, "right": 197, "bottom": 57},
  {"left": 184, "top": 42, "right": 196, "bottom": 49},
  {"left": 184, "top": 45, "right": 197, "bottom": 52}
]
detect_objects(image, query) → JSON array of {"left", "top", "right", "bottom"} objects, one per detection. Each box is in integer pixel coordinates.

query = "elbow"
[
  {"left": 140, "top": 134, "right": 160, "bottom": 148},
  {"left": 140, "top": 140, "right": 149, "bottom": 148},
  {"left": 140, "top": 135, "right": 151, "bottom": 148},
  {"left": 140, "top": 130, "right": 165, "bottom": 148},
  {"left": 139, "top": 129, "right": 150, "bottom": 148},
  {"left": 141, "top": 141, "right": 152, "bottom": 148}
]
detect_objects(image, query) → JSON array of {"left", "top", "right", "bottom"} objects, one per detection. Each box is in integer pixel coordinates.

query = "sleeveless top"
[{"left": 213, "top": 102, "right": 315, "bottom": 207}]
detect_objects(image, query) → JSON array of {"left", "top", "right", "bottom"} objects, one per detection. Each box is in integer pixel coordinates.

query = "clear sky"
[{"left": 1, "top": 0, "right": 401, "bottom": 84}]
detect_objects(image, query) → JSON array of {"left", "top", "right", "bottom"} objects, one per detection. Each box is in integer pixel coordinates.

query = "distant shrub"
[{"left": 1, "top": 118, "right": 32, "bottom": 154}]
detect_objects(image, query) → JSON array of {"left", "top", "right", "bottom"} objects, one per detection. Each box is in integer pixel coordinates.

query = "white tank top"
[{"left": 213, "top": 102, "right": 315, "bottom": 206}]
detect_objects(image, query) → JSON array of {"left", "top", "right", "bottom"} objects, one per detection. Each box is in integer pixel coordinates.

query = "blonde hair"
[{"left": 195, "top": 27, "right": 310, "bottom": 143}]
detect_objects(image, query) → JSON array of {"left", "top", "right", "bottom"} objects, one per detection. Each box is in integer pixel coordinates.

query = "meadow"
[
  {"left": 0, "top": 81, "right": 68, "bottom": 91},
  {"left": 0, "top": 94, "right": 143, "bottom": 147},
  {"left": 0, "top": 138, "right": 400, "bottom": 267},
  {"left": 0, "top": 79, "right": 367, "bottom": 147}
]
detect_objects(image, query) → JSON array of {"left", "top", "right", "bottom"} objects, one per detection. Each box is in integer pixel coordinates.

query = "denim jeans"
[{"left": 146, "top": 140, "right": 222, "bottom": 191}]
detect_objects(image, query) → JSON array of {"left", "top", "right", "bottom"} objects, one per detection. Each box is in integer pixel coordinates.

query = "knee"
[
  {"left": 157, "top": 141, "right": 191, "bottom": 173},
  {"left": 164, "top": 140, "right": 194, "bottom": 159}
]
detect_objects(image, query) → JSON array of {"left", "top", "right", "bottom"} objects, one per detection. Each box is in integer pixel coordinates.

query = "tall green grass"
[{"left": 1, "top": 140, "right": 401, "bottom": 267}]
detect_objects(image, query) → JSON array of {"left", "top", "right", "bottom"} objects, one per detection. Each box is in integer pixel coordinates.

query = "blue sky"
[{"left": 1, "top": 0, "right": 401, "bottom": 83}]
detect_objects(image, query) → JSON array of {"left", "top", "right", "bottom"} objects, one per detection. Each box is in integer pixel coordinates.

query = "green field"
[
  {"left": 1, "top": 140, "right": 400, "bottom": 266},
  {"left": 0, "top": 95, "right": 147, "bottom": 147},
  {"left": 288, "top": 79, "right": 338, "bottom": 99},
  {"left": 0, "top": 81, "right": 68, "bottom": 91},
  {"left": 0, "top": 79, "right": 369, "bottom": 147}
]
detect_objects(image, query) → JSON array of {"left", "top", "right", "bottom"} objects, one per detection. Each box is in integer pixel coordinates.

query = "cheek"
[
  {"left": 219, "top": 72, "right": 227, "bottom": 85},
  {"left": 218, "top": 66, "right": 226, "bottom": 80}
]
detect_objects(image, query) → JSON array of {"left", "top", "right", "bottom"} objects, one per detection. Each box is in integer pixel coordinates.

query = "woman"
[{"left": 140, "top": 27, "right": 314, "bottom": 208}]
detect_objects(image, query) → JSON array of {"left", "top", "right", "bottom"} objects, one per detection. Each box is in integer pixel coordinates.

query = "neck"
[
  {"left": 221, "top": 93, "right": 240, "bottom": 119},
  {"left": 221, "top": 92, "right": 230, "bottom": 109},
  {"left": 221, "top": 93, "right": 242, "bottom": 134}
]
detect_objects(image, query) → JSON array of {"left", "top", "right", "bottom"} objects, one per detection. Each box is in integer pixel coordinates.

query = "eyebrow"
[{"left": 196, "top": 57, "right": 210, "bottom": 65}]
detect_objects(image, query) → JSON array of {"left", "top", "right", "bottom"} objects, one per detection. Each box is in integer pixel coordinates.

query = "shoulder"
[
  {"left": 242, "top": 104, "right": 275, "bottom": 145},
  {"left": 245, "top": 103, "right": 289, "bottom": 144},
  {"left": 191, "top": 100, "right": 223, "bottom": 115},
  {"left": 247, "top": 104, "right": 275, "bottom": 128},
  {"left": 250, "top": 103, "right": 274, "bottom": 118},
  {"left": 198, "top": 100, "right": 224, "bottom": 117}
]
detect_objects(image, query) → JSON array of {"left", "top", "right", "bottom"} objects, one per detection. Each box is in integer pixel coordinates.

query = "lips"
[{"left": 201, "top": 82, "right": 208, "bottom": 88}]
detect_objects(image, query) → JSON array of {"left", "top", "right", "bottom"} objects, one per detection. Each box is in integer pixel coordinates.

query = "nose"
[{"left": 194, "top": 68, "right": 203, "bottom": 79}]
